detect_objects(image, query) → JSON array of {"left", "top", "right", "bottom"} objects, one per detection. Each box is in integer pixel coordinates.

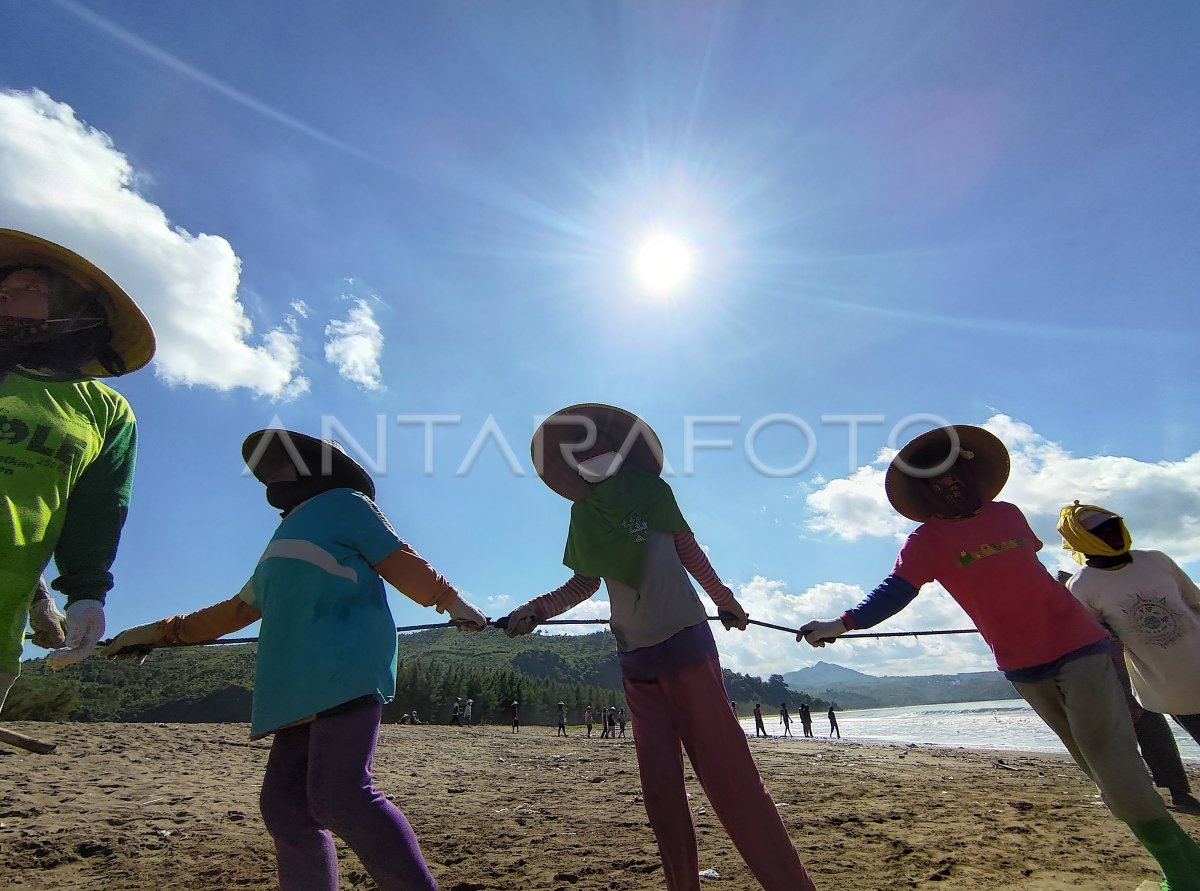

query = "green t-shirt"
[
  {"left": 0, "top": 371, "right": 137, "bottom": 605},
  {"left": 563, "top": 469, "right": 690, "bottom": 589}
]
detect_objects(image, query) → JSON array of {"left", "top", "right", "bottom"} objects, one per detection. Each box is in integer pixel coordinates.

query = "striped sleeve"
[
  {"left": 673, "top": 532, "right": 734, "bottom": 606},
  {"left": 530, "top": 573, "right": 601, "bottom": 620}
]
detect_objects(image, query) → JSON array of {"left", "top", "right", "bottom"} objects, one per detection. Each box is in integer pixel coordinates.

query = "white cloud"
[
  {"left": 513, "top": 578, "right": 993, "bottom": 676},
  {"left": 529, "top": 597, "right": 613, "bottom": 636},
  {"left": 804, "top": 453, "right": 909, "bottom": 542},
  {"left": 703, "top": 576, "right": 994, "bottom": 679},
  {"left": 0, "top": 89, "right": 305, "bottom": 398},
  {"left": 324, "top": 298, "right": 384, "bottom": 390},
  {"left": 806, "top": 412, "right": 1200, "bottom": 565}
]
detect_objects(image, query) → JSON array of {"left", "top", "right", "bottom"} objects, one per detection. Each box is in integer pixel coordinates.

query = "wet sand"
[{"left": 1, "top": 721, "right": 1195, "bottom": 890}]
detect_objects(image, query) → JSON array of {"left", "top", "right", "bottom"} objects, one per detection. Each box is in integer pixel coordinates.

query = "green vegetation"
[{"left": 11, "top": 628, "right": 835, "bottom": 724}]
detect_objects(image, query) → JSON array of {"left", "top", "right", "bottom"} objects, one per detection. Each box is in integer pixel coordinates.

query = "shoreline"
[{"left": 1, "top": 721, "right": 1196, "bottom": 890}]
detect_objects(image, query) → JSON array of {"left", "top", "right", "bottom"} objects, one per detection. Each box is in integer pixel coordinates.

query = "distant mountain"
[
  {"left": 782, "top": 661, "right": 1018, "bottom": 710},
  {"left": 785, "top": 661, "right": 874, "bottom": 687}
]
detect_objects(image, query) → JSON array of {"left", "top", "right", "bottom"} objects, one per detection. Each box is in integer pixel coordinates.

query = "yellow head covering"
[{"left": 1057, "top": 501, "right": 1132, "bottom": 563}]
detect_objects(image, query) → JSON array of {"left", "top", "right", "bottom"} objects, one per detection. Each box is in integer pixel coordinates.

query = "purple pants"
[
  {"left": 259, "top": 698, "right": 437, "bottom": 891},
  {"left": 623, "top": 656, "right": 815, "bottom": 891}
]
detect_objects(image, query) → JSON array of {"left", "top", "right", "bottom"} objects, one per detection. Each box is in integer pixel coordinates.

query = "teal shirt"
[{"left": 239, "top": 488, "right": 404, "bottom": 737}]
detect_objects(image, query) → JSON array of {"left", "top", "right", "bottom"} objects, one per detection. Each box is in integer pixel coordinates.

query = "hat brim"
[
  {"left": 242, "top": 429, "right": 376, "bottom": 500},
  {"left": 885, "top": 425, "right": 1010, "bottom": 522},
  {"left": 531, "top": 403, "right": 664, "bottom": 501},
  {"left": 0, "top": 229, "right": 156, "bottom": 377}
]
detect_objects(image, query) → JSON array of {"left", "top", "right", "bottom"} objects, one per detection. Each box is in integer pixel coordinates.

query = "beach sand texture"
[{"left": 1, "top": 721, "right": 1196, "bottom": 890}]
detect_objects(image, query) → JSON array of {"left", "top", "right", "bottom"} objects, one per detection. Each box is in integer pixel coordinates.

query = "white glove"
[
  {"left": 798, "top": 617, "right": 847, "bottom": 648},
  {"left": 45, "top": 600, "right": 106, "bottom": 669},
  {"left": 503, "top": 602, "right": 540, "bottom": 639},
  {"left": 28, "top": 591, "right": 68, "bottom": 649},
  {"left": 101, "top": 621, "right": 169, "bottom": 663},
  {"left": 445, "top": 594, "right": 486, "bottom": 632},
  {"left": 716, "top": 596, "right": 749, "bottom": 631}
]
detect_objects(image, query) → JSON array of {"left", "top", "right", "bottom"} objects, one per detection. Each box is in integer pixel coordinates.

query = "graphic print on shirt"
[
  {"left": 0, "top": 412, "right": 88, "bottom": 471},
  {"left": 1122, "top": 591, "right": 1184, "bottom": 648},
  {"left": 622, "top": 512, "right": 649, "bottom": 543},
  {"left": 955, "top": 538, "right": 1026, "bottom": 568}
]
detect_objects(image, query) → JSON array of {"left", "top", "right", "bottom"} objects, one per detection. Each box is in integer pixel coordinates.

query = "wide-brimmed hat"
[
  {"left": 531, "top": 403, "right": 664, "bottom": 501},
  {"left": 242, "top": 429, "right": 375, "bottom": 499},
  {"left": 885, "top": 425, "right": 1009, "bottom": 522},
  {"left": 0, "top": 229, "right": 155, "bottom": 377}
]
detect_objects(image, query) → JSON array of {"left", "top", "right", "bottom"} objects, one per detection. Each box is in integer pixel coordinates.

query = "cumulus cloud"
[
  {"left": 325, "top": 298, "right": 384, "bottom": 390},
  {"left": 705, "top": 576, "right": 994, "bottom": 678},
  {"left": 504, "top": 577, "right": 992, "bottom": 675},
  {"left": 806, "top": 412, "right": 1200, "bottom": 567},
  {"left": 0, "top": 89, "right": 306, "bottom": 398}
]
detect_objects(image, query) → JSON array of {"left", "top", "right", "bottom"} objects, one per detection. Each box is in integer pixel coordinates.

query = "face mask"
[
  {"left": 577, "top": 451, "right": 623, "bottom": 482},
  {"left": 265, "top": 477, "right": 342, "bottom": 514}
]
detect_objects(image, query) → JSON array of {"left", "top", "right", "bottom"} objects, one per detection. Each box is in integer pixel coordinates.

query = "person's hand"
[
  {"left": 45, "top": 600, "right": 106, "bottom": 669},
  {"left": 100, "top": 621, "right": 169, "bottom": 664},
  {"left": 503, "top": 602, "right": 540, "bottom": 639},
  {"left": 446, "top": 594, "right": 487, "bottom": 632},
  {"left": 798, "top": 617, "right": 847, "bottom": 648},
  {"left": 28, "top": 590, "right": 68, "bottom": 649},
  {"left": 717, "top": 596, "right": 749, "bottom": 631}
]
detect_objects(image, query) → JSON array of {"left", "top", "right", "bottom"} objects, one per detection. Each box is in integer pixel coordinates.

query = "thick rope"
[{"left": 84, "top": 615, "right": 980, "bottom": 653}]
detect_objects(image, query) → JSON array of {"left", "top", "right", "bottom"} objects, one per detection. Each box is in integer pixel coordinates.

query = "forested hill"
[{"left": 10, "top": 628, "right": 834, "bottom": 725}]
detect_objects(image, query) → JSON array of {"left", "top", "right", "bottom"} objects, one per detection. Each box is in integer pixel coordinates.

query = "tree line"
[{"left": 5, "top": 628, "right": 832, "bottom": 724}]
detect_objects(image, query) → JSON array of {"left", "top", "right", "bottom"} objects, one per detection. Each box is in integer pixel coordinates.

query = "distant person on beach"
[
  {"left": 0, "top": 229, "right": 157, "bottom": 710},
  {"left": 450, "top": 699, "right": 462, "bottom": 726},
  {"left": 504, "top": 404, "right": 815, "bottom": 891},
  {"left": 557, "top": 701, "right": 568, "bottom": 737},
  {"left": 410, "top": 710, "right": 421, "bottom": 725},
  {"left": 827, "top": 707, "right": 840, "bottom": 739},
  {"left": 607, "top": 705, "right": 618, "bottom": 738},
  {"left": 753, "top": 703, "right": 768, "bottom": 738},
  {"left": 600, "top": 705, "right": 610, "bottom": 738},
  {"left": 799, "top": 704, "right": 813, "bottom": 738},
  {"left": 798, "top": 425, "right": 1200, "bottom": 887},
  {"left": 779, "top": 703, "right": 793, "bottom": 738},
  {"left": 511, "top": 700, "right": 520, "bottom": 733},
  {"left": 584, "top": 704, "right": 594, "bottom": 737},
  {"left": 463, "top": 698, "right": 473, "bottom": 726},
  {"left": 618, "top": 707, "right": 627, "bottom": 738},
  {"left": 103, "top": 428, "right": 487, "bottom": 891}
]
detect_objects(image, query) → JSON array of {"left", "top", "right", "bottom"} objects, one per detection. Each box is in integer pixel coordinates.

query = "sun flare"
[{"left": 634, "top": 233, "right": 693, "bottom": 294}]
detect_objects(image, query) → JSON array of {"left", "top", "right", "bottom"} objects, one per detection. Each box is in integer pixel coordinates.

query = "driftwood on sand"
[{"left": 0, "top": 724, "right": 57, "bottom": 754}]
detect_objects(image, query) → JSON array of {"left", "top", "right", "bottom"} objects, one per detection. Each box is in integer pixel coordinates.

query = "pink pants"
[{"left": 623, "top": 655, "right": 816, "bottom": 891}]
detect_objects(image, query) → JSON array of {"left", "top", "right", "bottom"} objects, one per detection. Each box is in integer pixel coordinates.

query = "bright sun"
[{"left": 634, "top": 233, "right": 693, "bottom": 294}]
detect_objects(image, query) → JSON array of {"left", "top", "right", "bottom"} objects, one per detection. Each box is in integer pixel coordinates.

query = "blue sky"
[{"left": 4, "top": 1, "right": 1199, "bottom": 678}]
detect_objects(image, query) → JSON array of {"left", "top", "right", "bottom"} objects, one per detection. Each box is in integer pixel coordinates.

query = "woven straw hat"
[
  {"left": 885, "top": 425, "right": 1009, "bottom": 522},
  {"left": 242, "top": 428, "right": 375, "bottom": 499},
  {"left": 0, "top": 228, "right": 155, "bottom": 376},
  {"left": 531, "top": 403, "right": 664, "bottom": 501}
]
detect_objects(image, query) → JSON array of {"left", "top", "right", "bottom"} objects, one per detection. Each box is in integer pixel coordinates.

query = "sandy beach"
[{"left": 1, "top": 721, "right": 1195, "bottom": 890}]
